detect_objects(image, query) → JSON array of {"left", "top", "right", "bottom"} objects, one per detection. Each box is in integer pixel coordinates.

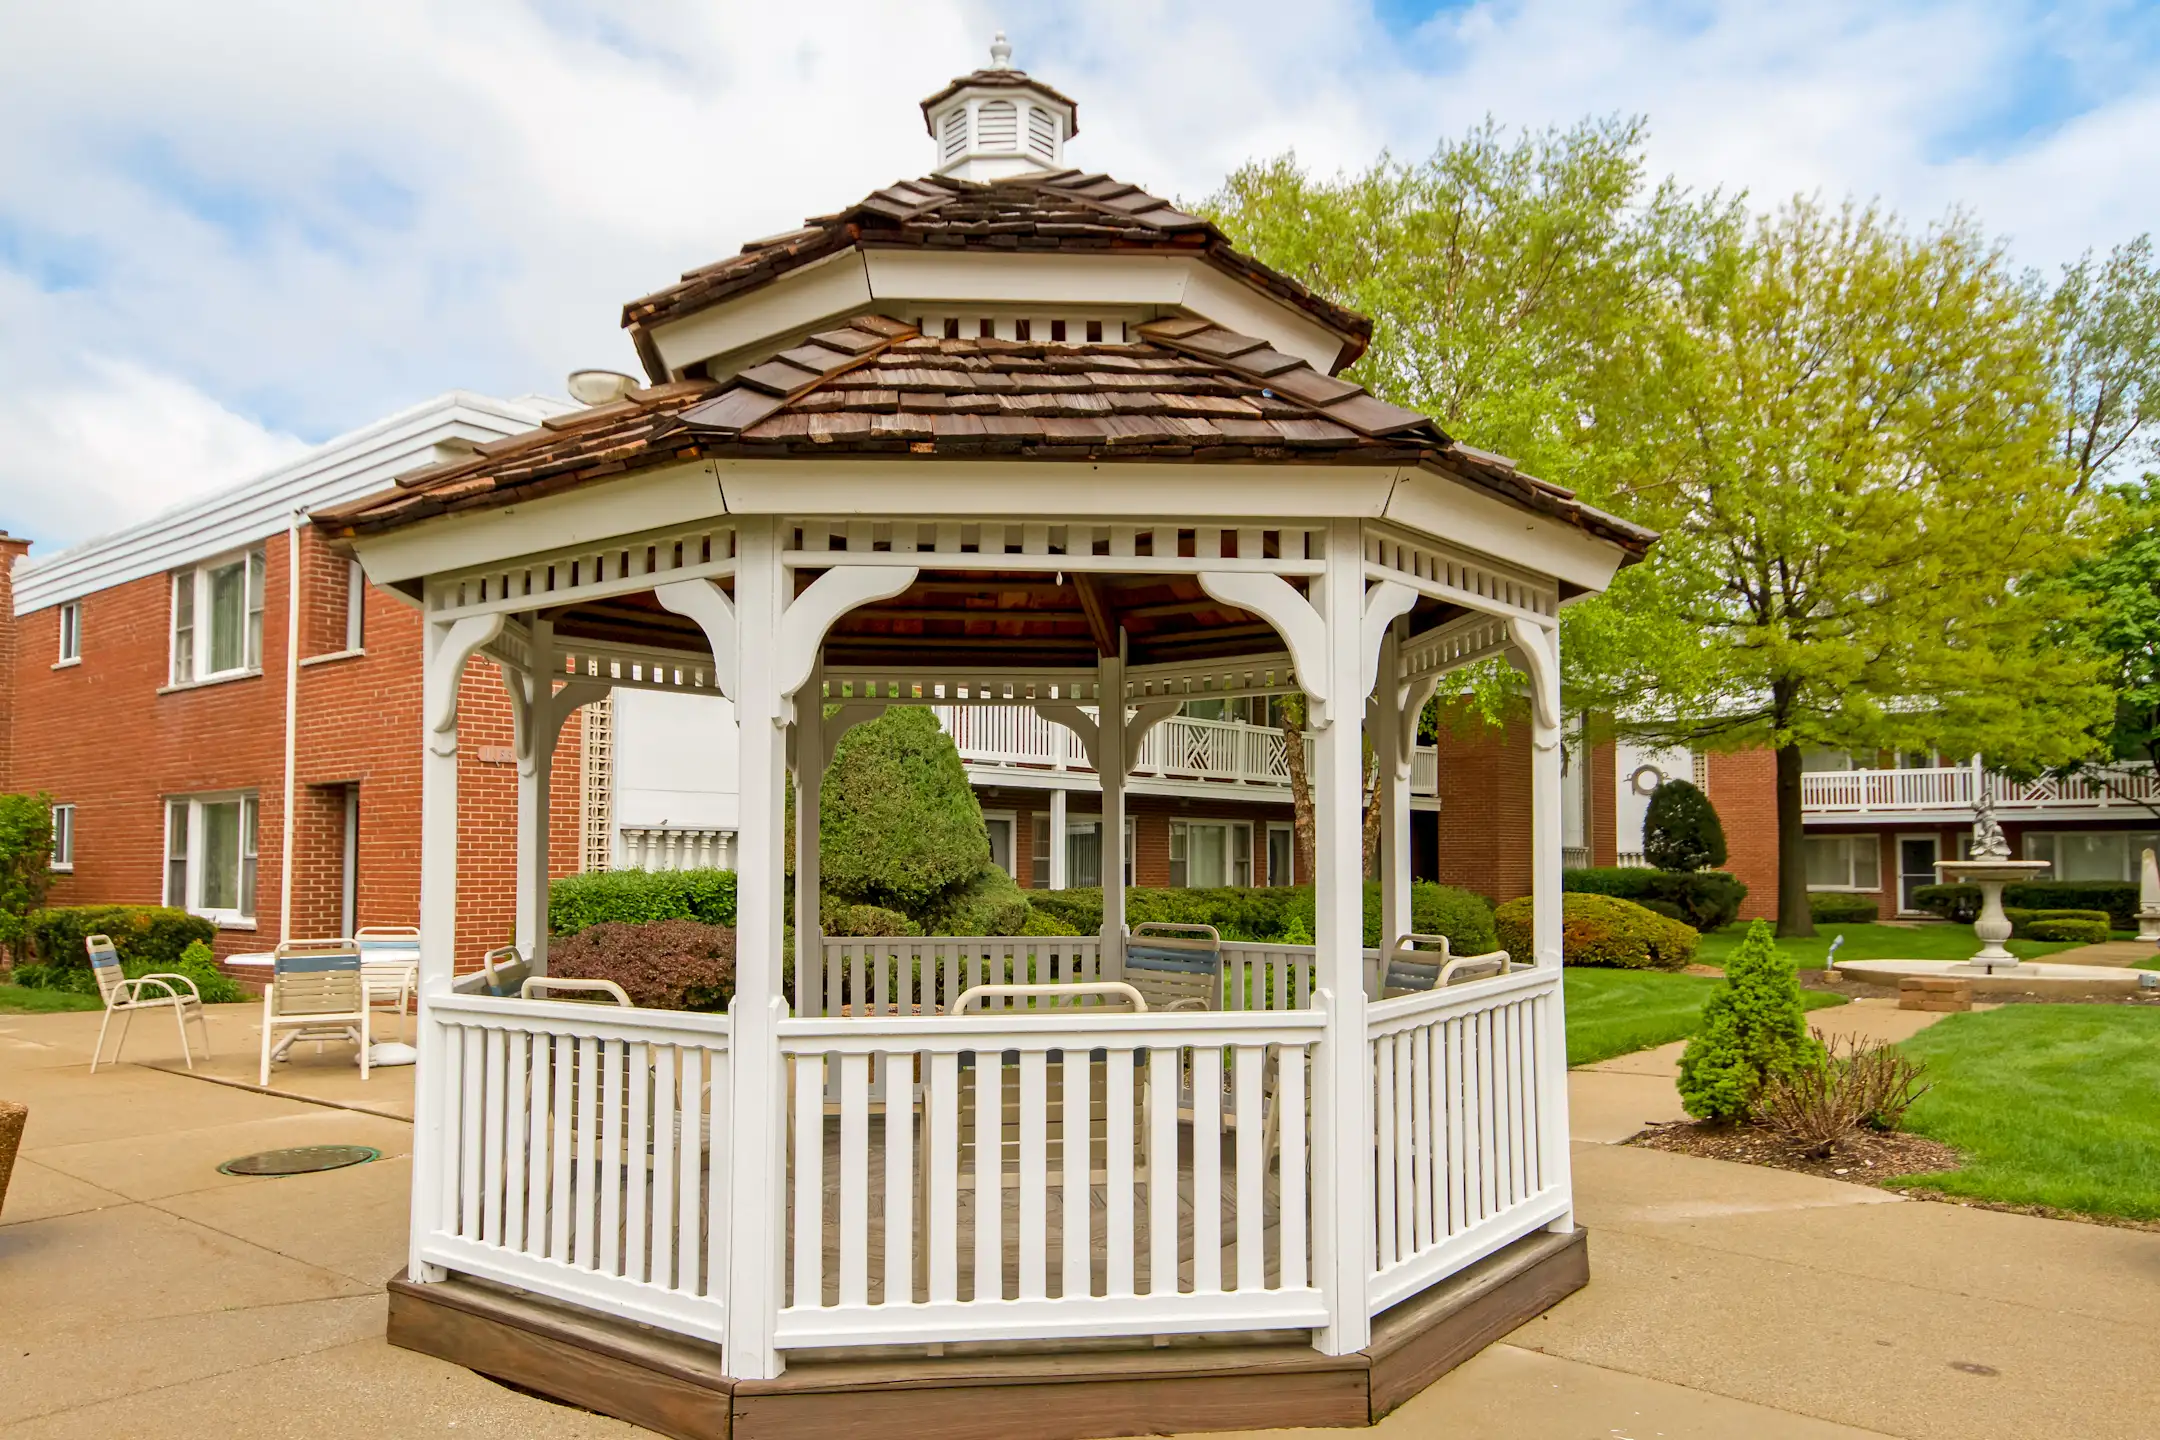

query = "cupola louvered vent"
[
  {"left": 1027, "top": 105, "right": 1057, "bottom": 159},
  {"left": 977, "top": 99, "right": 1018, "bottom": 151},
  {"left": 941, "top": 108, "right": 967, "bottom": 164}
]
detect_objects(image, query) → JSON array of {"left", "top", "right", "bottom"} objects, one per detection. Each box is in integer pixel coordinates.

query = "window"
[
  {"left": 344, "top": 558, "right": 366, "bottom": 651},
  {"left": 2023, "top": 831, "right": 2160, "bottom": 883},
  {"left": 1031, "top": 814, "right": 1052, "bottom": 888},
  {"left": 1803, "top": 834, "right": 1881, "bottom": 891},
  {"left": 1181, "top": 697, "right": 1268, "bottom": 726},
  {"left": 1170, "top": 820, "right": 1253, "bottom": 888},
  {"left": 1799, "top": 749, "right": 1855, "bottom": 773},
  {"left": 170, "top": 548, "right": 266, "bottom": 684},
  {"left": 1266, "top": 822, "right": 1295, "bottom": 886},
  {"left": 164, "top": 794, "right": 259, "bottom": 922},
  {"left": 57, "top": 601, "right": 81, "bottom": 663},
  {"left": 49, "top": 804, "right": 74, "bottom": 871},
  {"left": 1064, "top": 816, "right": 1132, "bottom": 889},
  {"left": 983, "top": 812, "right": 1016, "bottom": 878}
]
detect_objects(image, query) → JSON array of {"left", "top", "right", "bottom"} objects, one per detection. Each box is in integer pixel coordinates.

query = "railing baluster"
[
  {"left": 1234, "top": 1044, "right": 1264, "bottom": 1292},
  {"left": 927, "top": 1051, "right": 960, "bottom": 1304},
  {"left": 626, "top": 1041, "right": 650, "bottom": 1281},
  {"left": 1394, "top": 1030, "right": 1415, "bottom": 1261},
  {"left": 1106, "top": 1045, "right": 1135, "bottom": 1297},
  {"left": 885, "top": 1046, "right": 916, "bottom": 1305},
  {"left": 1061, "top": 1047, "right": 1091, "bottom": 1299},
  {"left": 481, "top": 1027, "right": 506, "bottom": 1246},
  {"left": 677, "top": 1048, "right": 703, "bottom": 1292},
  {"left": 504, "top": 1031, "right": 528, "bottom": 1254},
  {"left": 549, "top": 1035, "right": 574, "bottom": 1261},
  {"left": 973, "top": 1050, "right": 1003, "bottom": 1301},
  {"left": 1278, "top": 1042, "right": 1307, "bottom": 1290},
  {"left": 650, "top": 1044, "right": 676, "bottom": 1284},
  {"left": 1148, "top": 1047, "right": 1179, "bottom": 1295},
  {"left": 600, "top": 1037, "right": 625, "bottom": 1276},
  {"left": 1374, "top": 1032, "right": 1396, "bottom": 1270},
  {"left": 792, "top": 1054, "right": 823, "bottom": 1308},
  {"left": 839, "top": 1052, "right": 871, "bottom": 1306},
  {"left": 1191, "top": 1043, "right": 1223, "bottom": 1294},
  {"left": 1018, "top": 1049, "right": 1049, "bottom": 1300}
]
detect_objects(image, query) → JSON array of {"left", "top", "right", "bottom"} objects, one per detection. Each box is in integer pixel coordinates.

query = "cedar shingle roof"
[
  {"left": 312, "top": 315, "right": 1654, "bottom": 558},
  {"left": 619, "top": 171, "right": 1373, "bottom": 380}
]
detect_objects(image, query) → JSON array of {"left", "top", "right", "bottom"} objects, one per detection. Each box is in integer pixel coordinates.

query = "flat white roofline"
[{"left": 12, "top": 389, "right": 570, "bottom": 615}]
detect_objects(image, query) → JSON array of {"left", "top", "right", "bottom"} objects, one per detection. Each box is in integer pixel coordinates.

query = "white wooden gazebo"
[{"left": 319, "top": 45, "right": 1651, "bottom": 1439}]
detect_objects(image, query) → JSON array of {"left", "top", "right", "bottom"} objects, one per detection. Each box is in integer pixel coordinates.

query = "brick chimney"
[{"left": 0, "top": 531, "right": 32, "bottom": 792}]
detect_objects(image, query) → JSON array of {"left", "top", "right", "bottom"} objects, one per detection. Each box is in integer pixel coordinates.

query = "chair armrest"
[
  {"left": 953, "top": 981, "right": 1148, "bottom": 1014},
  {"left": 139, "top": 971, "right": 204, "bottom": 1002},
  {"left": 518, "top": 977, "right": 634, "bottom": 1007},
  {"left": 116, "top": 976, "right": 181, "bottom": 1003}
]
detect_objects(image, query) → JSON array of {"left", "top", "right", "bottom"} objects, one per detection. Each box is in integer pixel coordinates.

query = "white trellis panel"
[
  {"left": 430, "top": 524, "right": 739, "bottom": 623},
  {"left": 415, "top": 995, "right": 732, "bottom": 1344},
  {"left": 1365, "top": 965, "right": 1570, "bottom": 1315},
  {"left": 1362, "top": 522, "right": 1558, "bottom": 624},
  {"left": 773, "top": 1006, "right": 1324, "bottom": 1347},
  {"left": 784, "top": 519, "right": 1328, "bottom": 576},
  {"left": 1399, "top": 613, "right": 1512, "bottom": 686}
]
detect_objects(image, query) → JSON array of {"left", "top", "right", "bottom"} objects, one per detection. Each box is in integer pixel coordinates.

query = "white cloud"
[{"left": 0, "top": 0, "right": 2153, "bottom": 552}]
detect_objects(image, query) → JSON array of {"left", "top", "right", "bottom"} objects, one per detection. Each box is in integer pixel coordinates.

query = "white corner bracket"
[
  {"left": 1359, "top": 580, "right": 1419, "bottom": 703},
  {"left": 426, "top": 614, "right": 507, "bottom": 757},
  {"left": 1197, "top": 571, "right": 1331, "bottom": 726},
  {"left": 1034, "top": 703, "right": 1101, "bottom": 770},
  {"left": 776, "top": 565, "right": 919, "bottom": 725},
  {"left": 1506, "top": 615, "right": 1562, "bottom": 751},
  {"left": 655, "top": 578, "right": 739, "bottom": 701},
  {"left": 1126, "top": 699, "right": 1181, "bottom": 754}
]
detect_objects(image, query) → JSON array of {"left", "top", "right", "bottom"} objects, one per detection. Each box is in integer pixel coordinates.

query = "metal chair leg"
[
  {"left": 172, "top": 1002, "right": 194, "bottom": 1070},
  {"left": 90, "top": 1004, "right": 116, "bottom": 1073}
]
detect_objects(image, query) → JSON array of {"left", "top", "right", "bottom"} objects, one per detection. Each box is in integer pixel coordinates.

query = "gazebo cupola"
[{"left": 921, "top": 32, "right": 1076, "bottom": 180}]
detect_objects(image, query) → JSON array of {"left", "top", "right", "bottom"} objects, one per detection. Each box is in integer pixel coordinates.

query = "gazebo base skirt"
[{"left": 387, "top": 1228, "right": 1588, "bottom": 1440}]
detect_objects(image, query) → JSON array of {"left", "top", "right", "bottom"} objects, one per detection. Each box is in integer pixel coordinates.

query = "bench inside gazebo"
[{"left": 316, "top": 43, "right": 1653, "bottom": 1440}]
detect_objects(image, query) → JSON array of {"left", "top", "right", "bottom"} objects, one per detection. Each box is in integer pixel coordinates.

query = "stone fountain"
[{"left": 1931, "top": 787, "right": 2051, "bottom": 973}]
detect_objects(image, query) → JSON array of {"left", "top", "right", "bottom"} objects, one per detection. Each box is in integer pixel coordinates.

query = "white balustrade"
[
  {"left": 1800, "top": 762, "right": 2160, "bottom": 815},
  {"left": 938, "top": 704, "right": 1297, "bottom": 787},
  {"left": 414, "top": 994, "right": 731, "bottom": 1343},
  {"left": 619, "top": 826, "right": 735, "bottom": 871},
  {"left": 1219, "top": 941, "right": 1314, "bottom": 1012},
  {"left": 1366, "top": 965, "right": 1569, "bottom": 1315},
  {"left": 1411, "top": 745, "right": 1439, "bottom": 797},
  {"left": 811, "top": 936, "right": 1312, "bottom": 1016},
  {"left": 773, "top": 1004, "right": 1325, "bottom": 1347}
]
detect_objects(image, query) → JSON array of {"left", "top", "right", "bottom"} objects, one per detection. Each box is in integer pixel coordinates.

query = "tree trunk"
[
  {"left": 1281, "top": 695, "right": 1317, "bottom": 885},
  {"left": 1361, "top": 741, "right": 1382, "bottom": 878},
  {"left": 1774, "top": 742, "right": 1815, "bottom": 938}
]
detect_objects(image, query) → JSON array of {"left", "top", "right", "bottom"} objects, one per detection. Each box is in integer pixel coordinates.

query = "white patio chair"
[
  {"left": 519, "top": 976, "right": 634, "bottom": 1006},
  {"left": 354, "top": 925, "right": 421, "bottom": 1042},
  {"left": 259, "top": 939, "right": 370, "bottom": 1085},
  {"left": 1122, "top": 923, "right": 1222, "bottom": 1012},
  {"left": 1377, "top": 933, "right": 1512, "bottom": 998},
  {"left": 86, "top": 933, "right": 210, "bottom": 1073}
]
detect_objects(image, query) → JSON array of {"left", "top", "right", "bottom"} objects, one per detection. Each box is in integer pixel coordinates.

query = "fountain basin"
[{"left": 1933, "top": 857, "right": 2053, "bottom": 972}]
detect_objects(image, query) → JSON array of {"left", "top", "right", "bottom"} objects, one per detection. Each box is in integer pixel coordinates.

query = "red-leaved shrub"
[{"left": 548, "top": 919, "right": 736, "bottom": 1011}]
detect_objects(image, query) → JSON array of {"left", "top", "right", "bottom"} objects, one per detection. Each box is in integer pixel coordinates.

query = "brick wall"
[
  {"left": 1589, "top": 738, "right": 1617, "bottom": 866},
  {"left": 1707, "top": 749, "right": 1778, "bottom": 921},
  {"left": 6, "top": 527, "right": 574, "bottom": 967},
  {"left": 977, "top": 785, "right": 1295, "bottom": 889},
  {"left": 0, "top": 532, "right": 28, "bottom": 790},
  {"left": 1428, "top": 705, "right": 1534, "bottom": 904}
]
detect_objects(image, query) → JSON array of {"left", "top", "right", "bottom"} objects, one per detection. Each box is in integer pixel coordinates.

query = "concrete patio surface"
[{"left": 5, "top": 995, "right": 2155, "bottom": 1439}]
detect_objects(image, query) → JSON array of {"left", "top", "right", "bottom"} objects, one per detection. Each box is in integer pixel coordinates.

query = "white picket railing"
[
  {"left": 804, "top": 936, "right": 1108, "bottom": 1018},
  {"left": 618, "top": 826, "right": 735, "bottom": 872},
  {"left": 1220, "top": 941, "right": 1316, "bottom": 1012},
  {"left": 772, "top": 1004, "right": 1326, "bottom": 1347},
  {"left": 416, "top": 994, "right": 731, "bottom": 1343},
  {"left": 1366, "top": 964, "right": 1569, "bottom": 1315},
  {"left": 1800, "top": 762, "right": 2160, "bottom": 814}
]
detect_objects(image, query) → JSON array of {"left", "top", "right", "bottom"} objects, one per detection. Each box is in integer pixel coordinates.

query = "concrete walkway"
[{"left": 5, "top": 997, "right": 2156, "bottom": 1439}]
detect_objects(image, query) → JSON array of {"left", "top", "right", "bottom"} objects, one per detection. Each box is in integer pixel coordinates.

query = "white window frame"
[
  {"left": 1061, "top": 814, "right": 1132, "bottom": 889},
  {"left": 981, "top": 809, "right": 1018, "bottom": 879},
  {"left": 49, "top": 803, "right": 75, "bottom": 871},
  {"left": 344, "top": 558, "right": 366, "bottom": 652},
  {"left": 163, "top": 792, "right": 260, "bottom": 926},
  {"left": 1265, "top": 821, "right": 1296, "bottom": 887},
  {"left": 169, "top": 546, "right": 267, "bottom": 686},
  {"left": 1169, "top": 819, "right": 1255, "bottom": 889},
  {"left": 1803, "top": 833, "right": 1882, "bottom": 892},
  {"left": 2022, "top": 830, "right": 2160, "bottom": 884},
  {"left": 56, "top": 601, "right": 81, "bottom": 665}
]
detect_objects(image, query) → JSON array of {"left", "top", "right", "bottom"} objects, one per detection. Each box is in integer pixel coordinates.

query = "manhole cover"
[{"left": 217, "top": 1144, "right": 380, "bottom": 1177}]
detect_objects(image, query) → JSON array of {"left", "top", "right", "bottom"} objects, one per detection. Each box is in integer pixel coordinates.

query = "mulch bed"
[{"left": 1627, "top": 1118, "right": 1962, "bottom": 1184}]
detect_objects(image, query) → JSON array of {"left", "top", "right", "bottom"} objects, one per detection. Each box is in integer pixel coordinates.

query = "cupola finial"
[{"left": 989, "top": 31, "right": 1013, "bottom": 69}]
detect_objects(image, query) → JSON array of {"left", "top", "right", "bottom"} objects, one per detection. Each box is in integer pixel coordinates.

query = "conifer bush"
[
  {"left": 1642, "top": 779, "right": 1727, "bottom": 872},
  {"left": 1494, "top": 892, "right": 1698, "bottom": 970},
  {"left": 1678, "top": 920, "right": 1821, "bottom": 1121},
  {"left": 819, "top": 707, "right": 991, "bottom": 918}
]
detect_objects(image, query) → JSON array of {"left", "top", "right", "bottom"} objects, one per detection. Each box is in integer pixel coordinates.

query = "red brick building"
[{"left": 0, "top": 392, "right": 583, "bottom": 965}]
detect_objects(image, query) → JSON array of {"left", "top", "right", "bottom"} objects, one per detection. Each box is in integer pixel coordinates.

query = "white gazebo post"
[
  {"left": 409, "top": 606, "right": 503, "bottom": 1284},
  {"left": 1311, "top": 518, "right": 1372, "bottom": 1354},
  {"left": 794, "top": 662, "right": 824, "bottom": 996},
  {"left": 1096, "top": 648, "right": 1127, "bottom": 974},
  {"left": 1047, "top": 787, "right": 1068, "bottom": 889},
  {"left": 503, "top": 618, "right": 609, "bottom": 978},
  {"left": 1510, "top": 616, "right": 1575, "bottom": 1234},
  {"left": 1370, "top": 607, "right": 1429, "bottom": 963}
]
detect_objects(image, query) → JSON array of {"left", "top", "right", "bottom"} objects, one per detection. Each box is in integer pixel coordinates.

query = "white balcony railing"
[
  {"left": 939, "top": 705, "right": 1440, "bottom": 797},
  {"left": 1800, "top": 762, "right": 2160, "bottom": 815}
]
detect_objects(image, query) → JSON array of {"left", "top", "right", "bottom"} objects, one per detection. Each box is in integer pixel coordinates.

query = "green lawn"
[
  {"left": 0, "top": 982, "right": 103, "bottom": 1014},
  {"left": 1892, "top": 1006, "right": 2160, "bottom": 1220},
  {"left": 1693, "top": 922, "right": 2084, "bottom": 971},
  {"left": 1564, "top": 968, "right": 1844, "bottom": 1067}
]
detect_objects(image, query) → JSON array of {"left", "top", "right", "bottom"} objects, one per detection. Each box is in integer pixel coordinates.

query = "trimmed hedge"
[
  {"left": 1808, "top": 892, "right": 1880, "bottom": 924},
  {"left": 1022, "top": 881, "right": 1498, "bottom": 954},
  {"left": 919, "top": 867, "right": 1031, "bottom": 936},
  {"left": 550, "top": 869, "right": 737, "bottom": 935},
  {"left": 822, "top": 903, "right": 919, "bottom": 938},
  {"left": 2002, "top": 906, "right": 2111, "bottom": 937},
  {"left": 1913, "top": 880, "right": 2137, "bottom": 929},
  {"left": 1494, "top": 892, "right": 1698, "bottom": 971},
  {"left": 2022, "top": 917, "right": 2110, "bottom": 944},
  {"left": 11, "top": 937, "right": 246, "bottom": 1004},
  {"left": 821, "top": 707, "right": 990, "bottom": 916},
  {"left": 1642, "top": 779, "right": 1727, "bottom": 872},
  {"left": 549, "top": 919, "right": 735, "bottom": 1011},
  {"left": 1562, "top": 868, "right": 1747, "bottom": 931},
  {"left": 24, "top": 905, "right": 217, "bottom": 970}
]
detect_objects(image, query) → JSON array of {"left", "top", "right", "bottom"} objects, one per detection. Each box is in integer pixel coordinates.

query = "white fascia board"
[
  {"left": 716, "top": 459, "right": 1399, "bottom": 520},
  {"left": 1382, "top": 467, "right": 1628, "bottom": 595},
  {"left": 12, "top": 391, "right": 571, "bottom": 615},
  {"left": 350, "top": 459, "right": 729, "bottom": 586},
  {"left": 645, "top": 249, "right": 1352, "bottom": 380},
  {"left": 646, "top": 251, "right": 874, "bottom": 380}
]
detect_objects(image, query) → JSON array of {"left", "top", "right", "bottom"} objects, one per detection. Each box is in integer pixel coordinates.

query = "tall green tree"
[
  {"left": 2055, "top": 475, "right": 2160, "bottom": 819},
  {"left": 2051, "top": 234, "right": 2160, "bottom": 493},
  {"left": 1567, "top": 201, "right": 2110, "bottom": 933}
]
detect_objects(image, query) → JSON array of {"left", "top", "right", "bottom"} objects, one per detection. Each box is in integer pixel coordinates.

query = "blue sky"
[{"left": 2, "top": 0, "right": 2158, "bottom": 553}]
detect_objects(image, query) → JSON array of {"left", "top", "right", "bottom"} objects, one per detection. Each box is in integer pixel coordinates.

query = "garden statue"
[
  {"left": 2139, "top": 847, "right": 2160, "bottom": 945},
  {"left": 1969, "top": 787, "right": 2011, "bottom": 860},
  {"left": 1932, "top": 783, "right": 2050, "bottom": 972}
]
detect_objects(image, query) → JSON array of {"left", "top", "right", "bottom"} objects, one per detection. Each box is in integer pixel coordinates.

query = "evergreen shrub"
[
  {"left": 822, "top": 903, "right": 919, "bottom": 938},
  {"left": 25, "top": 905, "right": 216, "bottom": 970},
  {"left": 550, "top": 869, "right": 736, "bottom": 935},
  {"left": 0, "top": 793, "right": 55, "bottom": 957},
  {"left": 1642, "top": 779, "right": 1728, "bottom": 871},
  {"left": 1677, "top": 920, "right": 1820, "bottom": 1121},
  {"left": 1808, "top": 892, "right": 1879, "bottom": 924},
  {"left": 548, "top": 919, "right": 736, "bottom": 1011},
  {"left": 1563, "top": 867, "right": 1746, "bottom": 930},
  {"left": 820, "top": 708, "right": 989, "bottom": 916},
  {"left": 1915, "top": 880, "right": 2136, "bottom": 929},
  {"left": 2020, "top": 917, "right": 2110, "bottom": 944},
  {"left": 1494, "top": 892, "right": 1698, "bottom": 970},
  {"left": 12, "top": 937, "right": 245, "bottom": 1003}
]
